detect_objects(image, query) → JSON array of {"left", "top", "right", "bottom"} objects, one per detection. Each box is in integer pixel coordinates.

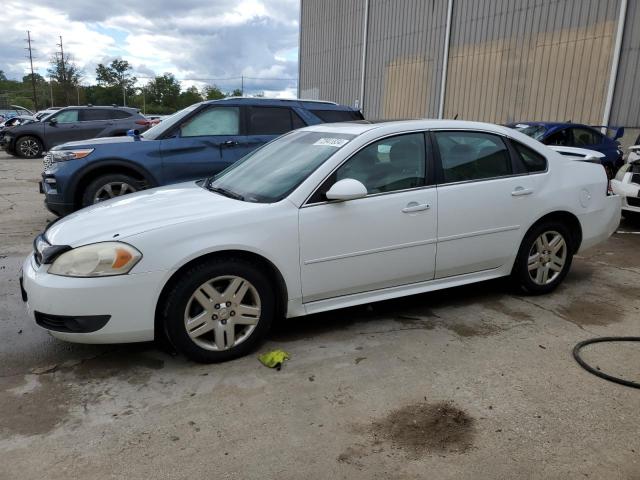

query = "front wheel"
[
  {"left": 82, "top": 173, "right": 139, "bottom": 207},
  {"left": 15, "top": 136, "right": 43, "bottom": 158},
  {"left": 512, "top": 221, "right": 574, "bottom": 295},
  {"left": 161, "top": 257, "right": 275, "bottom": 363}
]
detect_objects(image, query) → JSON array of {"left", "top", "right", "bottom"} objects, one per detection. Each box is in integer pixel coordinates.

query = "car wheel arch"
[
  {"left": 71, "top": 160, "right": 159, "bottom": 209},
  {"left": 523, "top": 211, "right": 583, "bottom": 254},
  {"left": 153, "top": 249, "right": 289, "bottom": 344}
]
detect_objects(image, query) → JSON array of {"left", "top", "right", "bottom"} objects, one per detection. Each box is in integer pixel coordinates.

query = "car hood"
[
  {"left": 53, "top": 135, "right": 150, "bottom": 150},
  {"left": 45, "top": 181, "right": 264, "bottom": 246}
]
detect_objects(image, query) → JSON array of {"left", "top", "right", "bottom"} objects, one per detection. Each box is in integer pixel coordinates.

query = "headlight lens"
[
  {"left": 48, "top": 242, "right": 142, "bottom": 277},
  {"left": 51, "top": 148, "right": 94, "bottom": 162}
]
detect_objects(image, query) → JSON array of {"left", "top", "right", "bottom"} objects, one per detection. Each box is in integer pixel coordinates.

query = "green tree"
[
  {"left": 0, "top": 71, "right": 7, "bottom": 81},
  {"left": 146, "top": 73, "right": 181, "bottom": 110},
  {"left": 178, "top": 85, "right": 203, "bottom": 108},
  {"left": 203, "top": 85, "right": 225, "bottom": 100},
  {"left": 47, "top": 54, "right": 83, "bottom": 106},
  {"left": 95, "top": 59, "right": 137, "bottom": 105},
  {"left": 230, "top": 88, "right": 243, "bottom": 97}
]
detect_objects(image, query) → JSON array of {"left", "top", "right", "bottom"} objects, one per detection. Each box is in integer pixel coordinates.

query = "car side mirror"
[
  {"left": 325, "top": 178, "right": 367, "bottom": 201},
  {"left": 48, "top": 117, "right": 57, "bottom": 125}
]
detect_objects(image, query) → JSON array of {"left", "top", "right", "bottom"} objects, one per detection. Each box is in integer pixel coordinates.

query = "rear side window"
[
  {"left": 571, "top": 127, "right": 603, "bottom": 146},
  {"left": 80, "top": 109, "right": 111, "bottom": 121},
  {"left": 247, "top": 107, "right": 298, "bottom": 135},
  {"left": 110, "top": 110, "right": 131, "bottom": 119},
  {"left": 310, "top": 109, "right": 363, "bottom": 123},
  {"left": 434, "top": 131, "right": 512, "bottom": 183},
  {"left": 544, "top": 128, "right": 571, "bottom": 146},
  {"left": 512, "top": 141, "right": 547, "bottom": 173}
]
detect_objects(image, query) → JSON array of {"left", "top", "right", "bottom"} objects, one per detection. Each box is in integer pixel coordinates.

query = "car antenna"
[{"left": 453, "top": 113, "right": 459, "bottom": 120}]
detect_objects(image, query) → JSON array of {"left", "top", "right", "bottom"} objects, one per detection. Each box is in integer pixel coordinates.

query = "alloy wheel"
[
  {"left": 93, "top": 182, "right": 137, "bottom": 203},
  {"left": 527, "top": 230, "right": 567, "bottom": 285},
  {"left": 19, "top": 139, "right": 40, "bottom": 157},
  {"left": 183, "top": 275, "right": 262, "bottom": 351}
]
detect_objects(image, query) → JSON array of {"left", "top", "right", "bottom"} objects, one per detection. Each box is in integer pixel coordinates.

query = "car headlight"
[
  {"left": 48, "top": 242, "right": 142, "bottom": 277},
  {"left": 51, "top": 148, "right": 94, "bottom": 162}
]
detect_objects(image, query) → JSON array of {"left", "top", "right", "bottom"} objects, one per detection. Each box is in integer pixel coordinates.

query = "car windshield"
[
  {"left": 513, "top": 124, "right": 547, "bottom": 140},
  {"left": 141, "top": 103, "right": 201, "bottom": 140},
  {"left": 207, "top": 130, "right": 356, "bottom": 203}
]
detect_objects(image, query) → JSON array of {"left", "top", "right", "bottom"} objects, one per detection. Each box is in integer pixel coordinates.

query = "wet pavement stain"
[
  {"left": 370, "top": 401, "right": 475, "bottom": 456},
  {"left": 0, "top": 374, "right": 73, "bottom": 437},
  {"left": 557, "top": 297, "right": 623, "bottom": 326}
]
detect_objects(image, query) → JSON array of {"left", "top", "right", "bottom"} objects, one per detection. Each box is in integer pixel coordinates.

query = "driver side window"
[
  {"left": 54, "top": 110, "right": 79, "bottom": 123},
  {"left": 180, "top": 107, "right": 240, "bottom": 137},
  {"left": 334, "top": 133, "right": 426, "bottom": 195}
]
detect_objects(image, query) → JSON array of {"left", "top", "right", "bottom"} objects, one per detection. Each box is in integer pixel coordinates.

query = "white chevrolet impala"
[{"left": 21, "top": 120, "right": 621, "bottom": 362}]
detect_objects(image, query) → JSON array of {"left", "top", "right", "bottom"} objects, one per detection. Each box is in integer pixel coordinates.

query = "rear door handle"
[
  {"left": 511, "top": 187, "right": 533, "bottom": 196},
  {"left": 402, "top": 202, "right": 431, "bottom": 213}
]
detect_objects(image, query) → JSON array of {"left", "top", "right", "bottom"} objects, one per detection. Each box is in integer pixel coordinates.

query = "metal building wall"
[
  {"left": 298, "top": 0, "right": 365, "bottom": 106},
  {"left": 610, "top": 0, "right": 640, "bottom": 128},
  {"left": 443, "top": 0, "right": 621, "bottom": 125},
  {"left": 299, "top": 0, "right": 635, "bottom": 127},
  {"left": 362, "top": 0, "right": 449, "bottom": 119}
]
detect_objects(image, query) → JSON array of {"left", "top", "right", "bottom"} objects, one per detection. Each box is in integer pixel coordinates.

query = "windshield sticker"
[
  {"left": 313, "top": 138, "right": 349, "bottom": 147},
  {"left": 515, "top": 124, "right": 530, "bottom": 128}
]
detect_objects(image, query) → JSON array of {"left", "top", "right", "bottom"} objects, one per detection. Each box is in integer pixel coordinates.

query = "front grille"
[
  {"left": 43, "top": 153, "right": 53, "bottom": 171},
  {"left": 627, "top": 197, "right": 640, "bottom": 207},
  {"left": 35, "top": 311, "right": 111, "bottom": 333}
]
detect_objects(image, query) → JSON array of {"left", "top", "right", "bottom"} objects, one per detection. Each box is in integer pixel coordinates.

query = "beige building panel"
[
  {"left": 444, "top": 21, "right": 615, "bottom": 124},
  {"left": 382, "top": 56, "right": 433, "bottom": 119}
]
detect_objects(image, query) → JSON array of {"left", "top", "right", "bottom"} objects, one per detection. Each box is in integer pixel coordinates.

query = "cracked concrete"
[{"left": 0, "top": 152, "right": 639, "bottom": 479}]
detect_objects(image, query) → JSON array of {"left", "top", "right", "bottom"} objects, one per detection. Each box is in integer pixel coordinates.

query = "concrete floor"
[{"left": 0, "top": 152, "right": 638, "bottom": 480}]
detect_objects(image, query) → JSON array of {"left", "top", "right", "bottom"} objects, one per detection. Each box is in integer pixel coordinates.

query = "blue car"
[
  {"left": 508, "top": 122, "right": 624, "bottom": 177},
  {"left": 41, "top": 98, "right": 363, "bottom": 215}
]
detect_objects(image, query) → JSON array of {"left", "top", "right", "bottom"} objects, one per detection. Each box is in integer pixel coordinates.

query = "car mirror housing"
[
  {"left": 325, "top": 178, "right": 367, "bottom": 201},
  {"left": 48, "top": 117, "right": 58, "bottom": 125}
]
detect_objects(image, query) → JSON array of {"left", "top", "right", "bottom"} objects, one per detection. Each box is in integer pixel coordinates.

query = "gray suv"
[{"left": 3, "top": 106, "right": 148, "bottom": 158}]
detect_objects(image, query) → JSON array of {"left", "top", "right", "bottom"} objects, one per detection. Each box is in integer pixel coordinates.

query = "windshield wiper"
[{"left": 207, "top": 184, "right": 245, "bottom": 201}]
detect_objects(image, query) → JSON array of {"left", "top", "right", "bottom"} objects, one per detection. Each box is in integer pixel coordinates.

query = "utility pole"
[
  {"left": 56, "top": 35, "right": 69, "bottom": 105},
  {"left": 25, "top": 31, "right": 38, "bottom": 111},
  {"left": 241, "top": 76, "right": 244, "bottom": 96},
  {"left": 49, "top": 75, "right": 53, "bottom": 106}
]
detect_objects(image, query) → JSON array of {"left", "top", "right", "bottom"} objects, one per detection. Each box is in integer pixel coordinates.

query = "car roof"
[
  {"left": 203, "top": 97, "right": 359, "bottom": 111},
  {"left": 300, "top": 119, "right": 520, "bottom": 136},
  {"left": 58, "top": 105, "right": 139, "bottom": 112},
  {"left": 507, "top": 121, "right": 591, "bottom": 129}
]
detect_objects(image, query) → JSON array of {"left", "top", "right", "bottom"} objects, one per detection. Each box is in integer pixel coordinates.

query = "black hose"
[{"left": 573, "top": 337, "right": 640, "bottom": 389}]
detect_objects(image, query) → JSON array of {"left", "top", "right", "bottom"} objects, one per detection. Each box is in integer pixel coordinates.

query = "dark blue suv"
[{"left": 41, "top": 98, "right": 363, "bottom": 215}]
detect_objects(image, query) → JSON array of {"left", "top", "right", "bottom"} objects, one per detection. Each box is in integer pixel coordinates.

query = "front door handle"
[
  {"left": 511, "top": 187, "right": 533, "bottom": 196},
  {"left": 221, "top": 140, "right": 238, "bottom": 147},
  {"left": 402, "top": 202, "right": 431, "bottom": 213}
]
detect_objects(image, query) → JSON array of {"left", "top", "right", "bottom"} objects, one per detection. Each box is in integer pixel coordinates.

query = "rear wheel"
[
  {"left": 161, "top": 257, "right": 274, "bottom": 363},
  {"left": 81, "top": 173, "right": 139, "bottom": 207},
  {"left": 15, "top": 136, "right": 43, "bottom": 158},
  {"left": 512, "top": 221, "right": 574, "bottom": 295}
]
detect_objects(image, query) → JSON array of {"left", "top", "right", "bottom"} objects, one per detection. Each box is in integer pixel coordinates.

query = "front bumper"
[
  {"left": 21, "top": 254, "right": 165, "bottom": 344},
  {"left": 610, "top": 178, "right": 640, "bottom": 213}
]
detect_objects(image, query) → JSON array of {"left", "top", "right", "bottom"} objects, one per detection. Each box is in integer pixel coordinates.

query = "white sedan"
[{"left": 21, "top": 120, "right": 621, "bottom": 362}]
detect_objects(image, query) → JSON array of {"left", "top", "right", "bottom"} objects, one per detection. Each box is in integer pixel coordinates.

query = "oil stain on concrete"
[
  {"left": 557, "top": 297, "right": 623, "bottom": 327},
  {"left": 370, "top": 401, "right": 475, "bottom": 457}
]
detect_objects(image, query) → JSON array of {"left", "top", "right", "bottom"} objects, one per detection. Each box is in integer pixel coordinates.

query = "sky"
[{"left": 0, "top": 0, "right": 300, "bottom": 97}]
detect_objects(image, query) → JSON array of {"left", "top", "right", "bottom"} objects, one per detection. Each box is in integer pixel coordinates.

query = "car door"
[
  {"left": 78, "top": 108, "right": 113, "bottom": 138},
  {"left": 242, "top": 106, "right": 306, "bottom": 156},
  {"left": 160, "top": 105, "right": 244, "bottom": 184},
  {"left": 43, "top": 109, "right": 85, "bottom": 147},
  {"left": 433, "top": 130, "right": 547, "bottom": 279},
  {"left": 298, "top": 132, "right": 437, "bottom": 302}
]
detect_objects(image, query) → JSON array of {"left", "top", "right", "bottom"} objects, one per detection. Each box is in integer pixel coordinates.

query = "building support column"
[
  {"left": 601, "top": 0, "right": 627, "bottom": 130},
  {"left": 438, "top": 0, "right": 454, "bottom": 119},
  {"left": 358, "top": 0, "right": 370, "bottom": 112}
]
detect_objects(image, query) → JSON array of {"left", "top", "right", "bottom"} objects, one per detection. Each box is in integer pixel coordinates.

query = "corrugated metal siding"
[
  {"left": 361, "top": 0, "right": 448, "bottom": 119},
  {"left": 443, "top": 0, "right": 620, "bottom": 124},
  {"left": 610, "top": 0, "right": 640, "bottom": 128},
  {"left": 299, "top": 0, "right": 364, "bottom": 106}
]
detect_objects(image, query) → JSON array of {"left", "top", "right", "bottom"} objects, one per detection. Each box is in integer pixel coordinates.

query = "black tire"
[
  {"left": 15, "top": 135, "right": 43, "bottom": 158},
  {"left": 161, "top": 257, "right": 275, "bottom": 363},
  {"left": 81, "top": 173, "right": 139, "bottom": 207},
  {"left": 512, "top": 220, "right": 574, "bottom": 295}
]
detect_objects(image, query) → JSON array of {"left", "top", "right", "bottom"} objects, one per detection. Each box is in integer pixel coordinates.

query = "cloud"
[{"left": 0, "top": 0, "right": 299, "bottom": 96}]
